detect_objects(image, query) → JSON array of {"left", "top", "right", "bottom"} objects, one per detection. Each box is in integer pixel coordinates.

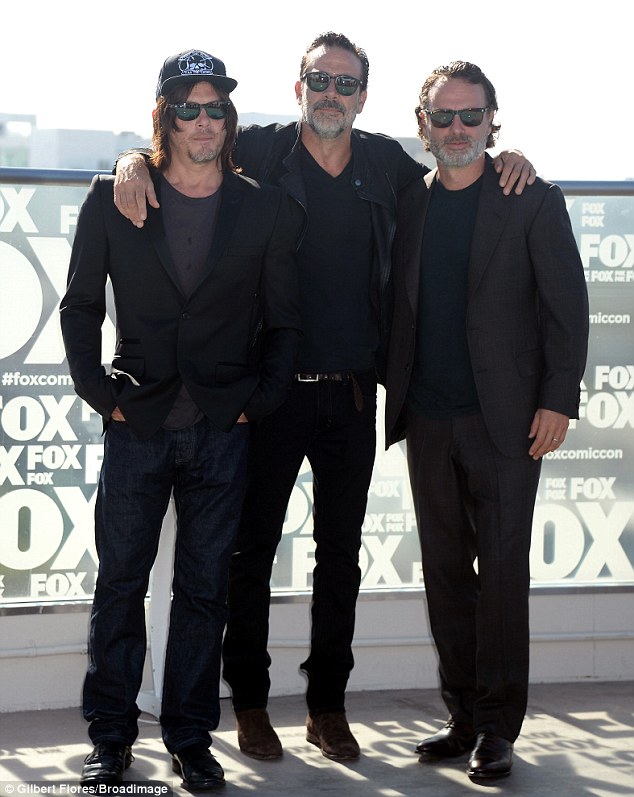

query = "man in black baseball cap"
[{"left": 64, "top": 47, "right": 300, "bottom": 791}]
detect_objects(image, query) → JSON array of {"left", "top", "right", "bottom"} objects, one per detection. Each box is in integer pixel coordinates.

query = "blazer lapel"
[
  {"left": 144, "top": 176, "right": 186, "bottom": 297},
  {"left": 468, "top": 156, "right": 512, "bottom": 296},
  {"left": 199, "top": 171, "right": 244, "bottom": 285}
]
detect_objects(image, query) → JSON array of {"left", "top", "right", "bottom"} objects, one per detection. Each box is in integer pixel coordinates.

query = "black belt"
[
  {"left": 294, "top": 372, "right": 350, "bottom": 382},
  {"left": 294, "top": 371, "right": 364, "bottom": 411}
]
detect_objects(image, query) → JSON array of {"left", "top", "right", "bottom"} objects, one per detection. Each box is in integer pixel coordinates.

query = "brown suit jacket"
[{"left": 385, "top": 154, "right": 589, "bottom": 457}]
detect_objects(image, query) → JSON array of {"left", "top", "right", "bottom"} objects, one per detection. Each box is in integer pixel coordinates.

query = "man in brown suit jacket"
[{"left": 385, "top": 61, "right": 588, "bottom": 781}]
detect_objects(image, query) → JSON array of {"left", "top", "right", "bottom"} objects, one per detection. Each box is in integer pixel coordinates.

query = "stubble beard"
[{"left": 188, "top": 145, "right": 220, "bottom": 164}]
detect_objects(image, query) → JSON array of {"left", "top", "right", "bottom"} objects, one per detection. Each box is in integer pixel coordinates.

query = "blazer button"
[{"left": 181, "top": 312, "right": 191, "bottom": 320}]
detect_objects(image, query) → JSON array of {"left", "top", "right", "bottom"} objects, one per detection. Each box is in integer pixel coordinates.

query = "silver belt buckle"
[{"left": 295, "top": 373, "right": 320, "bottom": 382}]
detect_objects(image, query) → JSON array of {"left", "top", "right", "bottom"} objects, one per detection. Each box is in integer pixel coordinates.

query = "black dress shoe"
[
  {"left": 80, "top": 742, "right": 134, "bottom": 785},
  {"left": 416, "top": 720, "right": 476, "bottom": 758},
  {"left": 172, "top": 745, "right": 225, "bottom": 791},
  {"left": 467, "top": 731, "right": 513, "bottom": 779}
]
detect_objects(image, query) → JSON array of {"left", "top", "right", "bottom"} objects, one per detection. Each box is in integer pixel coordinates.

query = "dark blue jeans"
[
  {"left": 83, "top": 417, "right": 249, "bottom": 754},
  {"left": 222, "top": 371, "right": 377, "bottom": 714}
]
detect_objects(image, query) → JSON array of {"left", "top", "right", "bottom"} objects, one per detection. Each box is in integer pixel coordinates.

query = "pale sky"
[{"left": 3, "top": 0, "right": 631, "bottom": 181}]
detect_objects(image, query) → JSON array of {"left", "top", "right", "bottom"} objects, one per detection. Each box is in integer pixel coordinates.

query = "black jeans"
[{"left": 223, "top": 370, "right": 377, "bottom": 714}]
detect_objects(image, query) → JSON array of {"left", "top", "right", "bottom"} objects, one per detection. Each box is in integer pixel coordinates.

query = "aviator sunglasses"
[
  {"left": 301, "top": 71, "right": 362, "bottom": 96},
  {"left": 422, "top": 107, "right": 490, "bottom": 128},
  {"left": 168, "top": 101, "right": 232, "bottom": 121}
]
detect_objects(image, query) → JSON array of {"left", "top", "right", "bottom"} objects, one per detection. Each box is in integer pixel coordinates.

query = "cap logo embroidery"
[{"left": 178, "top": 51, "right": 215, "bottom": 78}]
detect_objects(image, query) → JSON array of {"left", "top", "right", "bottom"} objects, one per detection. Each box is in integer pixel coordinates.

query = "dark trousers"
[
  {"left": 406, "top": 411, "right": 541, "bottom": 742},
  {"left": 222, "top": 371, "right": 377, "bottom": 714},
  {"left": 83, "top": 417, "right": 249, "bottom": 754}
]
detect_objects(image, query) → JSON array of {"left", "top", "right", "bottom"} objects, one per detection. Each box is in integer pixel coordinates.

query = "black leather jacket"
[{"left": 233, "top": 122, "right": 426, "bottom": 379}]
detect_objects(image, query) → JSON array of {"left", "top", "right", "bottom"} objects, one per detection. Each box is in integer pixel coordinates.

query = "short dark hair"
[
  {"left": 414, "top": 61, "right": 501, "bottom": 151},
  {"left": 300, "top": 31, "right": 369, "bottom": 90},
  {"left": 150, "top": 80, "right": 238, "bottom": 172}
]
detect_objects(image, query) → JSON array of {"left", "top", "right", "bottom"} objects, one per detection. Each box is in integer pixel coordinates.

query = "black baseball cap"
[{"left": 156, "top": 49, "right": 238, "bottom": 99}]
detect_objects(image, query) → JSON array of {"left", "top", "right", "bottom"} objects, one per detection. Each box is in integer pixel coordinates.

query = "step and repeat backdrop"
[{"left": 0, "top": 178, "right": 632, "bottom": 603}]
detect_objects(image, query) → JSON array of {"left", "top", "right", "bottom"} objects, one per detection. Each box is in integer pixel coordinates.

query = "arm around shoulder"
[{"left": 113, "top": 149, "right": 158, "bottom": 227}]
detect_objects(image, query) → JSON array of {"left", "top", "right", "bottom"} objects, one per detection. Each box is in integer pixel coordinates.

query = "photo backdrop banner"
[{"left": 0, "top": 180, "right": 632, "bottom": 603}]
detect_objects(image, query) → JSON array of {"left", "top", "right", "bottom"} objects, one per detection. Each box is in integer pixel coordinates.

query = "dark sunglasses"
[
  {"left": 168, "top": 101, "right": 232, "bottom": 121},
  {"left": 422, "top": 107, "right": 489, "bottom": 128},
  {"left": 301, "top": 71, "right": 361, "bottom": 96}
]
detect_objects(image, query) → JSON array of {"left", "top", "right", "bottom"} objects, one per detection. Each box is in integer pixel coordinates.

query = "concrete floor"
[{"left": 1, "top": 682, "right": 633, "bottom": 796}]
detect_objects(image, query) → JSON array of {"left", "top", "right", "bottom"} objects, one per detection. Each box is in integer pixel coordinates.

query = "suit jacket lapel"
[
  {"left": 200, "top": 171, "right": 244, "bottom": 286},
  {"left": 468, "top": 156, "right": 512, "bottom": 296},
  {"left": 144, "top": 176, "right": 186, "bottom": 297}
]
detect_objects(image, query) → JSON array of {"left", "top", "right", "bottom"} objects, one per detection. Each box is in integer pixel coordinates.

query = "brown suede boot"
[
  {"left": 306, "top": 712, "right": 360, "bottom": 760},
  {"left": 235, "top": 708, "right": 283, "bottom": 760}
]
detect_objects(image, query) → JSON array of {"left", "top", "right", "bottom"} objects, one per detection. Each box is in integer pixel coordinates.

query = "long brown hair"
[{"left": 150, "top": 80, "right": 238, "bottom": 171}]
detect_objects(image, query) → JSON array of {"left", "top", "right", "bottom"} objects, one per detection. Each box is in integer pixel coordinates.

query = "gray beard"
[
  {"left": 302, "top": 98, "right": 355, "bottom": 140},
  {"left": 430, "top": 135, "right": 487, "bottom": 168}
]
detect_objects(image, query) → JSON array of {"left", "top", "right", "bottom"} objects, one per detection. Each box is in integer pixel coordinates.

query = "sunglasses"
[
  {"left": 168, "top": 101, "right": 232, "bottom": 121},
  {"left": 301, "top": 71, "right": 361, "bottom": 96},
  {"left": 422, "top": 107, "right": 489, "bottom": 128}
]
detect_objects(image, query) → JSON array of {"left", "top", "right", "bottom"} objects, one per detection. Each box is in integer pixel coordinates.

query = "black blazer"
[
  {"left": 60, "top": 171, "right": 302, "bottom": 440},
  {"left": 385, "top": 155, "right": 589, "bottom": 457}
]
